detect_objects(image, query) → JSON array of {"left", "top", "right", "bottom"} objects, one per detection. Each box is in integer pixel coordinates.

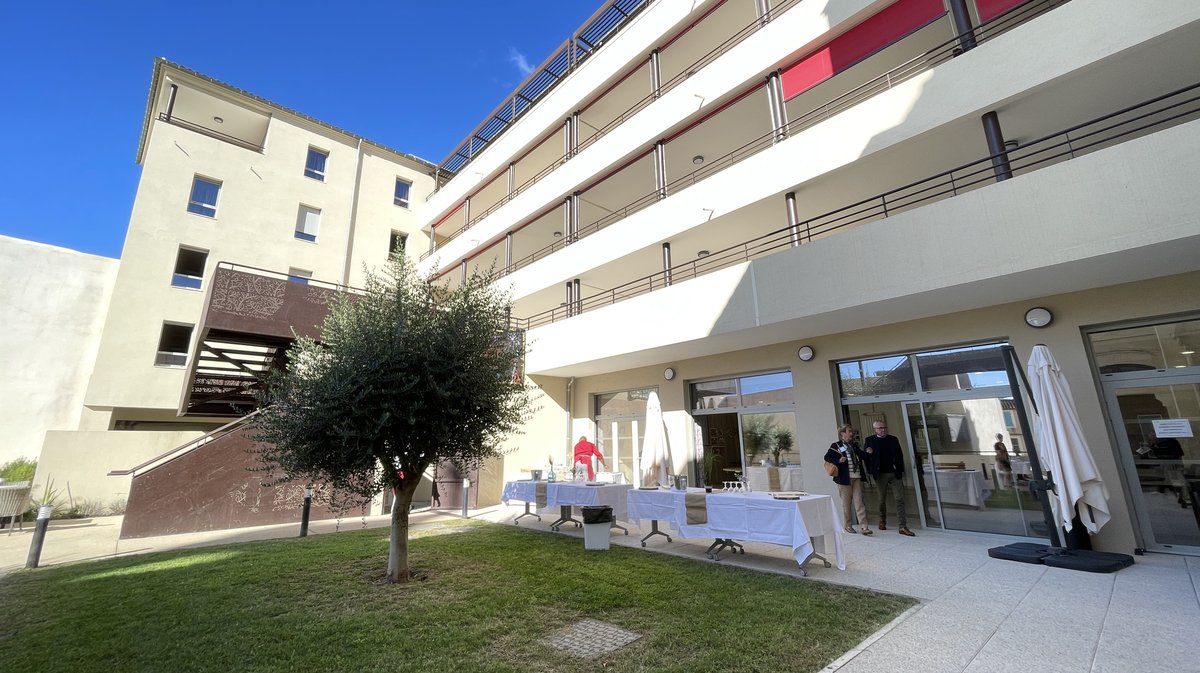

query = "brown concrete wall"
[{"left": 120, "top": 424, "right": 344, "bottom": 539}]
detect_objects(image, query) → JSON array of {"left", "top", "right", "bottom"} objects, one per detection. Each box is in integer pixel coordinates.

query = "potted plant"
[{"left": 772, "top": 428, "right": 794, "bottom": 466}]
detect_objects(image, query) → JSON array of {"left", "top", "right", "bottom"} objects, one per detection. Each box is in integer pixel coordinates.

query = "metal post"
[
  {"left": 569, "top": 193, "right": 579, "bottom": 242},
  {"left": 507, "top": 162, "right": 516, "bottom": 197},
  {"left": 459, "top": 260, "right": 467, "bottom": 285},
  {"left": 563, "top": 117, "right": 573, "bottom": 159},
  {"left": 650, "top": 50, "right": 661, "bottom": 99},
  {"left": 462, "top": 197, "right": 471, "bottom": 227},
  {"left": 25, "top": 505, "right": 52, "bottom": 568},
  {"left": 165, "top": 83, "right": 178, "bottom": 121},
  {"left": 461, "top": 478, "right": 471, "bottom": 518},
  {"left": 754, "top": 0, "right": 771, "bottom": 25},
  {"left": 505, "top": 232, "right": 513, "bottom": 272},
  {"left": 299, "top": 485, "right": 313, "bottom": 537},
  {"left": 662, "top": 242, "right": 672, "bottom": 286},
  {"left": 947, "top": 0, "right": 978, "bottom": 53},
  {"left": 981, "top": 111, "right": 1014, "bottom": 181},
  {"left": 1001, "top": 345, "right": 1062, "bottom": 548},
  {"left": 565, "top": 282, "right": 574, "bottom": 317},
  {"left": 573, "top": 279, "right": 582, "bottom": 315},
  {"left": 654, "top": 140, "right": 667, "bottom": 199},
  {"left": 785, "top": 192, "right": 801, "bottom": 246}
]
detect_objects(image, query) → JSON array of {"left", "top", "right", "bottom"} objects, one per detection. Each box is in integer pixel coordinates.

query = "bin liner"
[{"left": 581, "top": 505, "right": 613, "bottom": 524}]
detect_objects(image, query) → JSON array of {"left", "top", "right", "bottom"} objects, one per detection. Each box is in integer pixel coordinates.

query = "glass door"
[
  {"left": 904, "top": 398, "right": 1042, "bottom": 536},
  {"left": 1103, "top": 375, "right": 1200, "bottom": 553}
]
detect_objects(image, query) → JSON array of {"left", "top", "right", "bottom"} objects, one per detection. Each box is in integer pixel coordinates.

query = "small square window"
[
  {"left": 304, "top": 147, "right": 328, "bottom": 181},
  {"left": 155, "top": 323, "right": 193, "bottom": 367},
  {"left": 287, "top": 268, "right": 313, "bottom": 284},
  {"left": 171, "top": 247, "right": 208, "bottom": 289},
  {"left": 394, "top": 179, "right": 411, "bottom": 208},
  {"left": 187, "top": 176, "right": 221, "bottom": 217},
  {"left": 295, "top": 205, "right": 320, "bottom": 242},
  {"left": 389, "top": 231, "right": 407, "bottom": 259}
]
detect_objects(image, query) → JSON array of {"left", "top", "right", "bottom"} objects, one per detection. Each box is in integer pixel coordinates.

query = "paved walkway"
[{"left": 2, "top": 508, "right": 1197, "bottom": 673}]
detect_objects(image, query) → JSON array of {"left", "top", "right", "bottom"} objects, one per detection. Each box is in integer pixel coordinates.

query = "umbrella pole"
[{"left": 1002, "top": 345, "right": 1063, "bottom": 548}]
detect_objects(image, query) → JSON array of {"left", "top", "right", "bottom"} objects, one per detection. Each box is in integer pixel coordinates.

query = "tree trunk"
[{"left": 386, "top": 478, "right": 421, "bottom": 583}]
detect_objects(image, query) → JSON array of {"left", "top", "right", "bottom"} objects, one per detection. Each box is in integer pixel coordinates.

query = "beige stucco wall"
[
  {"left": 0, "top": 236, "right": 117, "bottom": 465},
  {"left": 34, "top": 429, "right": 202, "bottom": 506},
  {"left": 538, "top": 271, "right": 1200, "bottom": 554}
]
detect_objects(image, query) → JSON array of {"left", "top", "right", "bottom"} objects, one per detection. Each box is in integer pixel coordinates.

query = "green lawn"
[{"left": 0, "top": 522, "right": 914, "bottom": 672}]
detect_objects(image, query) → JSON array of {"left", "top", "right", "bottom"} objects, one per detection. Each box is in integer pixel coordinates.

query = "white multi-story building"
[
  {"left": 31, "top": 60, "right": 434, "bottom": 516},
  {"left": 417, "top": 0, "right": 1200, "bottom": 555},
  {"left": 20, "top": 0, "right": 1200, "bottom": 553}
]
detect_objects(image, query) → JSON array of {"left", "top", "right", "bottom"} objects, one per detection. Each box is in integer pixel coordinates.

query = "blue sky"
[{"left": 0, "top": 1, "right": 601, "bottom": 259}]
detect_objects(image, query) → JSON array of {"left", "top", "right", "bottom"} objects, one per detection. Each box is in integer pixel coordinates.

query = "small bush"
[
  {"left": 1, "top": 456, "right": 37, "bottom": 482},
  {"left": 108, "top": 497, "right": 128, "bottom": 515}
]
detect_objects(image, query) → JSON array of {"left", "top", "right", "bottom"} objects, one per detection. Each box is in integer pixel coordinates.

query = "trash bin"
[{"left": 581, "top": 505, "right": 613, "bottom": 550}]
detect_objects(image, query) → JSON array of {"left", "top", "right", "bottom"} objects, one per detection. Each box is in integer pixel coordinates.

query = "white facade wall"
[{"left": 0, "top": 236, "right": 117, "bottom": 465}]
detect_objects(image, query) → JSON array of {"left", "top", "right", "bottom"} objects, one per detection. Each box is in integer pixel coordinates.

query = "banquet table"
[
  {"left": 924, "top": 467, "right": 990, "bottom": 508},
  {"left": 745, "top": 466, "right": 805, "bottom": 492},
  {"left": 627, "top": 488, "right": 844, "bottom": 573},
  {"left": 503, "top": 481, "right": 633, "bottom": 532},
  {"left": 500, "top": 480, "right": 546, "bottom": 524}
]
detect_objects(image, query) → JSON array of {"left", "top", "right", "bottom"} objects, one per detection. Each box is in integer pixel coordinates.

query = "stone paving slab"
[{"left": 544, "top": 618, "right": 642, "bottom": 657}]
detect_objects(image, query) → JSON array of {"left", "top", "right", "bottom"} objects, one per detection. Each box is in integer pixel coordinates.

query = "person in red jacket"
[{"left": 573, "top": 435, "right": 606, "bottom": 480}]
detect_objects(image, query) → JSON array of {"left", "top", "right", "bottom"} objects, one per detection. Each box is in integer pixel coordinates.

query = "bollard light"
[
  {"left": 299, "top": 484, "right": 313, "bottom": 537},
  {"left": 26, "top": 505, "right": 53, "bottom": 569},
  {"left": 461, "top": 478, "right": 471, "bottom": 519}
]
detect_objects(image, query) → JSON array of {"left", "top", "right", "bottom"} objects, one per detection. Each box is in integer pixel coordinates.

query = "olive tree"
[{"left": 253, "top": 255, "right": 529, "bottom": 583}]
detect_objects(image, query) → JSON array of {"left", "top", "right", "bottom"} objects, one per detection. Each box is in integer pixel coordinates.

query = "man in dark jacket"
[{"left": 864, "top": 421, "right": 914, "bottom": 536}]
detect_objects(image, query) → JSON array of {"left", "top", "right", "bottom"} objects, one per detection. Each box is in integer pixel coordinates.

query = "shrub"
[{"left": 1, "top": 456, "right": 37, "bottom": 482}]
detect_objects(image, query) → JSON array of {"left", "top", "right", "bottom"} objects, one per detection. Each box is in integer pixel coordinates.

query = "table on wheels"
[
  {"left": 627, "top": 488, "right": 844, "bottom": 574},
  {"left": 500, "top": 480, "right": 546, "bottom": 524},
  {"left": 545, "top": 482, "right": 633, "bottom": 533}
]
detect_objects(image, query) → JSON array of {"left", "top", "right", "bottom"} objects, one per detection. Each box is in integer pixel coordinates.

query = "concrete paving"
[{"left": 2, "top": 507, "right": 1198, "bottom": 673}]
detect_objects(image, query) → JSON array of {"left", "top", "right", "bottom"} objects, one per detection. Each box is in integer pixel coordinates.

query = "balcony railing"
[
  {"left": 425, "top": 0, "right": 1068, "bottom": 264},
  {"left": 434, "top": 0, "right": 651, "bottom": 181},
  {"left": 512, "top": 81, "right": 1200, "bottom": 329}
]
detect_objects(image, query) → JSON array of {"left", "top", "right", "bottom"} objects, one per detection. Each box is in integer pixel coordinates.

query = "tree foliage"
[{"left": 252, "top": 255, "right": 530, "bottom": 581}]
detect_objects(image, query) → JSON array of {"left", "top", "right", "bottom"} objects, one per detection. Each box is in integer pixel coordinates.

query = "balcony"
[{"left": 179, "top": 263, "right": 356, "bottom": 416}]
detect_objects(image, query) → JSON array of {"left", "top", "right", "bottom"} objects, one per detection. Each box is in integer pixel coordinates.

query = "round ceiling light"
[
  {"left": 664, "top": 367, "right": 676, "bottom": 381},
  {"left": 1024, "top": 307, "right": 1053, "bottom": 328},
  {"left": 797, "top": 345, "right": 815, "bottom": 362},
  {"left": 212, "top": 116, "right": 224, "bottom": 124},
  {"left": 692, "top": 155, "right": 705, "bottom": 165}
]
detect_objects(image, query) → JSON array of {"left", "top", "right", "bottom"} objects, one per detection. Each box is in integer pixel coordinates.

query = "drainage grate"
[{"left": 544, "top": 618, "right": 643, "bottom": 657}]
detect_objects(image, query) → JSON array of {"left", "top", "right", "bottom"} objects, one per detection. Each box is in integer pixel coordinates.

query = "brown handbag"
[{"left": 824, "top": 460, "right": 838, "bottom": 477}]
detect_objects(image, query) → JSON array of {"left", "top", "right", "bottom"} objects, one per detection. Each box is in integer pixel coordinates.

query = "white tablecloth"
[
  {"left": 626, "top": 488, "right": 844, "bottom": 570},
  {"left": 924, "top": 468, "right": 990, "bottom": 507},
  {"left": 545, "top": 482, "right": 632, "bottom": 522},
  {"left": 501, "top": 480, "right": 540, "bottom": 505},
  {"left": 745, "top": 466, "right": 805, "bottom": 492}
]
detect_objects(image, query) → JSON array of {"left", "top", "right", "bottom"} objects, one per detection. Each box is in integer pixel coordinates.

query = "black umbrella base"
[{"left": 989, "top": 543, "right": 1135, "bottom": 573}]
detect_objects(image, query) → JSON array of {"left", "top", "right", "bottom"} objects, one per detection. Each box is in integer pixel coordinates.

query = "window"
[
  {"left": 389, "top": 231, "right": 407, "bottom": 259},
  {"left": 287, "top": 268, "right": 312, "bottom": 284},
  {"left": 304, "top": 147, "right": 328, "bottom": 181},
  {"left": 187, "top": 176, "right": 220, "bottom": 217},
  {"left": 394, "top": 179, "right": 411, "bottom": 208},
  {"left": 171, "top": 247, "right": 208, "bottom": 289},
  {"left": 155, "top": 323, "right": 193, "bottom": 367},
  {"left": 295, "top": 205, "right": 320, "bottom": 242}
]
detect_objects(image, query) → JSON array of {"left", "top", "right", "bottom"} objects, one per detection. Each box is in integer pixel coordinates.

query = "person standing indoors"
[
  {"left": 993, "top": 433, "right": 1013, "bottom": 489},
  {"left": 825, "top": 424, "right": 873, "bottom": 535},
  {"left": 572, "top": 435, "right": 606, "bottom": 480},
  {"left": 864, "top": 421, "right": 915, "bottom": 536}
]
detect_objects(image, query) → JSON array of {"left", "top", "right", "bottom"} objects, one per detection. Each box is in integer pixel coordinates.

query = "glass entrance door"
[
  {"left": 597, "top": 418, "right": 643, "bottom": 486},
  {"left": 1103, "top": 376, "right": 1200, "bottom": 553},
  {"left": 904, "top": 398, "right": 1042, "bottom": 536}
]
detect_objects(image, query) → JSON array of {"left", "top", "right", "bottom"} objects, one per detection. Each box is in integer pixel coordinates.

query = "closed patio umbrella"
[
  {"left": 642, "top": 391, "right": 670, "bottom": 487},
  {"left": 1026, "top": 344, "right": 1111, "bottom": 537}
]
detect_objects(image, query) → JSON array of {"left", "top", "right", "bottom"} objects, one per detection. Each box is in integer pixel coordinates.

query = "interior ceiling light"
[
  {"left": 552, "top": 231, "right": 562, "bottom": 238},
  {"left": 213, "top": 116, "right": 224, "bottom": 124},
  {"left": 1182, "top": 350, "right": 1196, "bottom": 355},
  {"left": 697, "top": 250, "right": 710, "bottom": 258},
  {"left": 692, "top": 155, "right": 705, "bottom": 165},
  {"left": 1004, "top": 139, "right": 1019, "bottom": 149}
]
